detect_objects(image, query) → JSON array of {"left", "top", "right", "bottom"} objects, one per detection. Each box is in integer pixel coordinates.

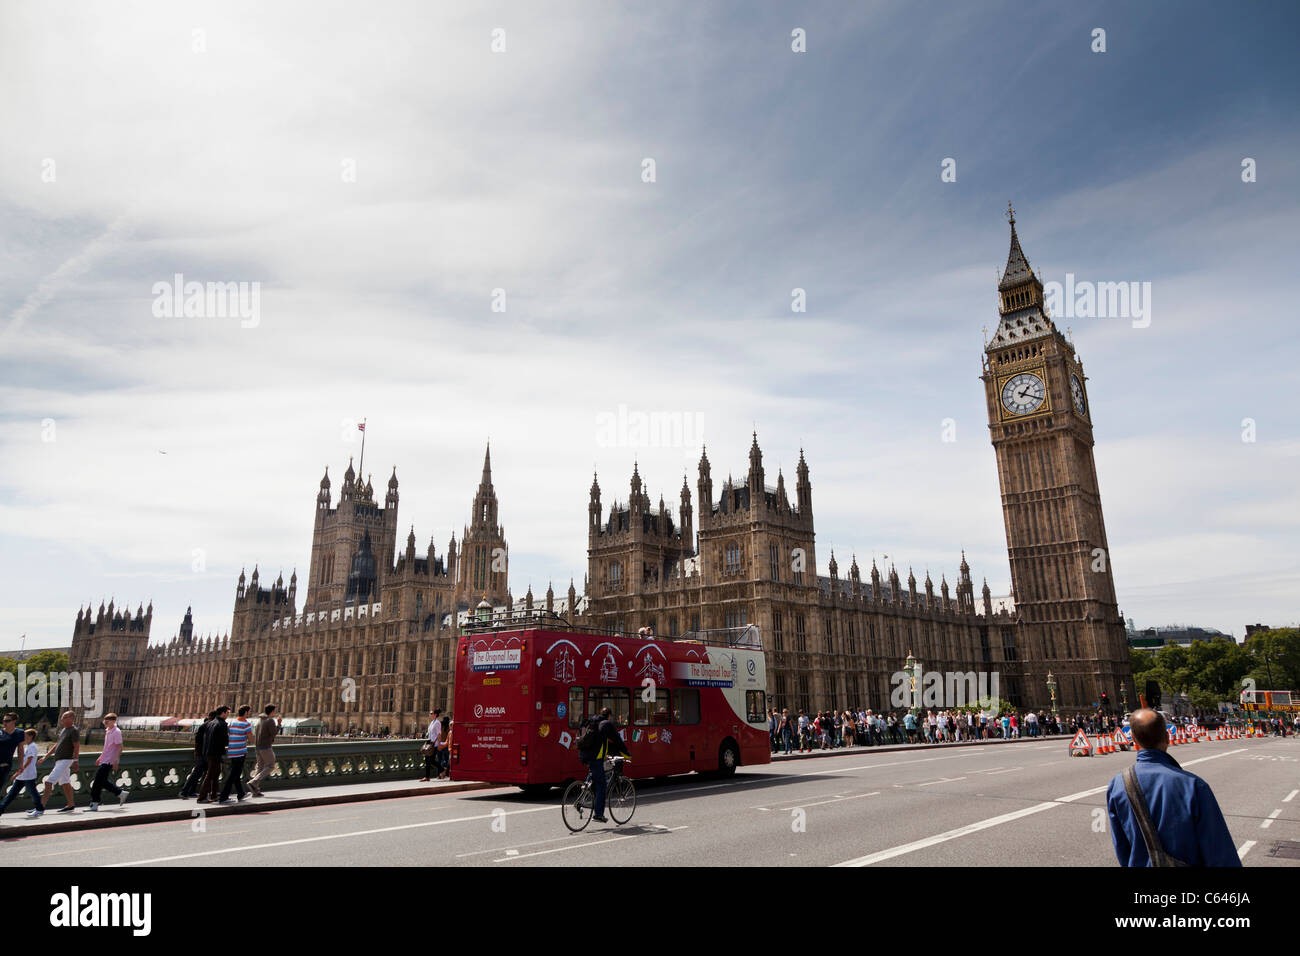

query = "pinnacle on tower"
[{"left": 999, "top": 203, "right": 1035, "bottom": 292}]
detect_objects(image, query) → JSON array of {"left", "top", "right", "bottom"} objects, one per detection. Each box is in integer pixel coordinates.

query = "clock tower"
[{"left": 981, "top": 207, "right": 1132, "bottom": 712}]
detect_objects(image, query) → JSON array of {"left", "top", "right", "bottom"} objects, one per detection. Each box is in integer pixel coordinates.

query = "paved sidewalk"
[{"left": 0, "top": 777, "right": 496, "bottom": 837}]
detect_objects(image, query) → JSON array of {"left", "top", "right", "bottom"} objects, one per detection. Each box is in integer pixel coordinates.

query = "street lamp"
[
  {"left": 905, "top": 651, "right": 918, "bottom": 715},
  {"left": 1120, "top": 683, "right": 1129, "bottom": 715},
  {"left": 1046, "top": 671, "right": 1058, "bottom": 717}
]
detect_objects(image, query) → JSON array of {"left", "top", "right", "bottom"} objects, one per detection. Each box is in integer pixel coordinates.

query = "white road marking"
[
  {"left": 778, "top": 791, "right": 879, "bottom": 811},
  {"left": 105, "top": 804, "right": 556, "bottom": 866},
  {"left": 981, "top": 768, "right": 1022, "bottom": 776},
  {"left": 1284, "top": 789, "right": 1298, "bottom": 803},
  {"left": 493, "top": 834, "right": 635, "bottom": 862},
  {"left": 1261, "top": 809, "right": 1282, "bottom": 829},
  {"left": 455, "top": 834, "right": 577, "bottom": 858},
  {"left": 915, "top": 776, "right": 968, "bottom": 787},
  {"left": 1238, "top": 840, "right": 1256, "bottom": 859},
  {"left": 834, "top": 748, "right": 1247, "bottom": 866}
]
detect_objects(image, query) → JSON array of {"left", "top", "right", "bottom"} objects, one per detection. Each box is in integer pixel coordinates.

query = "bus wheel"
[
  {"left": 718, "top": 740, "right": 739, "bottom": 777},
  {"left": 518, "top": 784, "right": 552, "bottom": 797}
]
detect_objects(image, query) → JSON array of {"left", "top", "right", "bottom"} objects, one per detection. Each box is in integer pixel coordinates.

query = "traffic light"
[
  {"left": 1145, "top": 680, "right": 1161, "bottom": 710},
  {"left": 1101, "top": 691, "right": 1109, "bottom": 710}
]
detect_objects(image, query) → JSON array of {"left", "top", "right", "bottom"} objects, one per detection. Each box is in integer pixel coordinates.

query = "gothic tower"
[
  {"left": 980, "top": 207, "right": 1132, "bottom": 710},
  {"left": 456, "top": 443, "right": 509, "bottom": 607},
  {"left": 304, "top": 458, "right": 399, "bottom": 608}
]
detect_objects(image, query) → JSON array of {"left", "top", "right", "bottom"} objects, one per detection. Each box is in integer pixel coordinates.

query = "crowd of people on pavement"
[
  {"left": 766, "top": 707, "right": 1066, "bottom": 753},
  {"left": 0, "top": 703, "right": 287, "bottom": 820},
  {"left": 179, "top": 704, "right": 283, "bottom": 803},
  {"left": 766, "top": 706, "right": 1299, "bottom": 754},
  {"left": 765, "top": 707, "right": 1161, "bottom": 753},
  {"left": 0, "top": 710, "right": 134, "bottom": 820}
]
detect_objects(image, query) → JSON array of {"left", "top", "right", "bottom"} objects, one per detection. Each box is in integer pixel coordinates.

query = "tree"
[
  {"left": 1246, "top": 628, "right": 1300, "bottom": 691},
  {"left": 0, "top": 651, "right": 72, "bottom": 726}
]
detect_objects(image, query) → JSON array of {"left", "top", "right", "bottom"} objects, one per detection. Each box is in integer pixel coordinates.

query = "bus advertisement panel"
[{"left": 452, "top": 625, "right": 769, "bottom": 788}]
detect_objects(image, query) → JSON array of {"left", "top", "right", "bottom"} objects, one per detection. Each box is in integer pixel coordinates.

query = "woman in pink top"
[{"left": 88, "top": 713, "right": 129, "bottom": 811}]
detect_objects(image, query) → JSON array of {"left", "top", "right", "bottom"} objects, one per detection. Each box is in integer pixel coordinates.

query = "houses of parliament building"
[{"left": 69, "top": 216, "right": 1134, "bottom": 732}]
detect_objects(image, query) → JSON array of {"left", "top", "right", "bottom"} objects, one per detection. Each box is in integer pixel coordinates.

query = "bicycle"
[{"left": 561, "top": 756, "right": 635, "bottom": 832}]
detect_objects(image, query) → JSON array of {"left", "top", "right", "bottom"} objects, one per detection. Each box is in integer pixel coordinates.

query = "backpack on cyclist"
[{"left": 575, "top": 718, "right": 603, "bottom": 754}]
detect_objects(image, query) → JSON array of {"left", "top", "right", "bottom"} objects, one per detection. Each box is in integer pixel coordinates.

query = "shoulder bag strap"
[{"left": 1122, "top": 765, "right": 1185, "bottom": 867}]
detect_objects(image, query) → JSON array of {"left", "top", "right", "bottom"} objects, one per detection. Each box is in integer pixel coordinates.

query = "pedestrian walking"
[
  {"left": 196, "top": 706, "right": 230, "bottom": 804},
  {"left": 40, "top": 711, "right": 80, "bottom": 813},
  {"left": 180, "top": 711, "right": 216, "bottom": 798},
  {"left": 87, "top": 713, "right": 129, "bottom": 811},
  {"left": 436, "top": 717, "right": 452, "bottom": 779},
  {"left": 247, "top": 704, "right": 281, "bottom": 797},
  {"left": 420, "top": 709, "right": 442, "bottom": 781},
  {"left": 0, "top": 714, "right": 22, "bottom": 790},
  {"left": 1106, "top": 709, "right": 1239, "bottom": 867},
  {"left": 0, "top": 729, "right": 44, "bottom": 819},
  {"left": 218, "top": 705, "right": 252, "bottom": 802}
]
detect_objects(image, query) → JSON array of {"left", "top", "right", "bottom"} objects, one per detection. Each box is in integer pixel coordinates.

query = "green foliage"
[
  {"left": 1130, "top": 632, "right": 1297, "bottom": 710},
  {"left": 0, "top": 651, "right": 74, "bottom": 726}
]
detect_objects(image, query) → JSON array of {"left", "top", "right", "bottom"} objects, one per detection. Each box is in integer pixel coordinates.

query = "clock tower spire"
[{"left": 981, "top": 208, "right": 1132, "bottom": 712}]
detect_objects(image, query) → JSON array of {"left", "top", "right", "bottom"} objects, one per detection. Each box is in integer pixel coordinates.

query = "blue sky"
[{"left": 2, "top": 0, "right": 1297, "bottom": 650}]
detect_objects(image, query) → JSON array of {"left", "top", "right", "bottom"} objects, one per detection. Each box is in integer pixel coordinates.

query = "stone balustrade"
[{"left": 12, "top": 740, "right": 428, "bottom": 808}]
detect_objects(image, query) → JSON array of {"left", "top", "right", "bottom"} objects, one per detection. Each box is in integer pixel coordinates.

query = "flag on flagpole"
[{"left": 357, "top": 423, "right": 366, "bottom": 432}]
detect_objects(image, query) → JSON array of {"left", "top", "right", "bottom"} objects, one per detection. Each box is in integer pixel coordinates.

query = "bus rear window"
[
  {"left": 672, "top": 688, "right": 700, "bottom": 725},
  {"left": 746, "top": 690, "right": 767, "bottom": 722},
  {"left": 588, "top": 688, "right": 631, "bottom": 727}
]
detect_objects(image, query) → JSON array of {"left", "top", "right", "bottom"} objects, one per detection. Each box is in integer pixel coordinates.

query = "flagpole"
[{"left": 358, "top": 418, "right": 367, "bottom": 480}]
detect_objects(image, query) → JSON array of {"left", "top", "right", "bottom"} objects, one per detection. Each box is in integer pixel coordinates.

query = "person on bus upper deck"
[{"left": 578, "top": 707, "right": 630, "bottom": 824}]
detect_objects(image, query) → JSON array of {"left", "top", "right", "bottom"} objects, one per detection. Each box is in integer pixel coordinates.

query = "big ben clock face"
[
  {"left": 1001, "top": 372, "right": 1046, "bottom": 415},
  {"left": 1070, "top": 373, "right": 1087, "bottom": 416}
]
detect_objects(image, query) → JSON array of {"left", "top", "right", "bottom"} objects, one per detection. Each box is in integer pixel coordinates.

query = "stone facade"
[
  {"left": 583, "top": 438, "right": 1022, "bottom": 715},
  {"left": 71, "top": 445, "right": 517, "bottom": 735}
]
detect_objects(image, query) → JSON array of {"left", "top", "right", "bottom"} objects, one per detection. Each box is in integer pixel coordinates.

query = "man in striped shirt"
[{"left": 219, "top": 705, "right": 253, "bottom": 803}]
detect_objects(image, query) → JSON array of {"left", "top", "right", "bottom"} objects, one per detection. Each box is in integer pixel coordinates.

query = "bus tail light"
[
  {"left": 520, "top": 745, "right": 528, "bottom": 767},
  {"left": 452, "top": 743, "right": 460, "bottom": 763}
]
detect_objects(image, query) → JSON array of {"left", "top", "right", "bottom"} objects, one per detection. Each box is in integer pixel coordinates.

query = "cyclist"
[{"left": 577, "top": 707, "right": 630, "bottom": 823}]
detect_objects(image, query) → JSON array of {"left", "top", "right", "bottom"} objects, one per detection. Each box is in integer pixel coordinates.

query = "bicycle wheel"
[
  {"left": 607, "top": 774, "right": 636, "bottom": 825},
  {"left": 561, "top": 780, "right": 593, "bottom": 832}
]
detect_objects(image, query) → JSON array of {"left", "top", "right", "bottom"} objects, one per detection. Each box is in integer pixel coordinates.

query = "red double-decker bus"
[{"left": 451, "top": 614, "right": 769, "bottom": 791}]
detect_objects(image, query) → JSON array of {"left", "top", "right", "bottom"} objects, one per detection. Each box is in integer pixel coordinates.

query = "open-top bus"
[{"left": 451, "top": 613, "right": 769, "bottom": 791}]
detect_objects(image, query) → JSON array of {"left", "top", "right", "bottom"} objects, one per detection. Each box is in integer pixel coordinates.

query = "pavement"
[
  {"left": 6, "top": 731, "right": 1293, "bottom": 867},
  {"left": 0, "top": 777, "right": 494, "bottom": 836}
]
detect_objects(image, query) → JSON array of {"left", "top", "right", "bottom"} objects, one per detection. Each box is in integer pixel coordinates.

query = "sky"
[{"left": 2, "top": 0, "right": 1297, "bottom": 650}]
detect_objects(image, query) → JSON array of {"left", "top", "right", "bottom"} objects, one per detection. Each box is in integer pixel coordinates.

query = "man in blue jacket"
[{"left": 1106, "top": 708, "right": 1240, "bottom": 867}]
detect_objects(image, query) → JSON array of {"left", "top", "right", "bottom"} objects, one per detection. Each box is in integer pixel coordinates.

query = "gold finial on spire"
[{"left": 1006, "top": 200, "right": 1015, "bottom": 225}]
